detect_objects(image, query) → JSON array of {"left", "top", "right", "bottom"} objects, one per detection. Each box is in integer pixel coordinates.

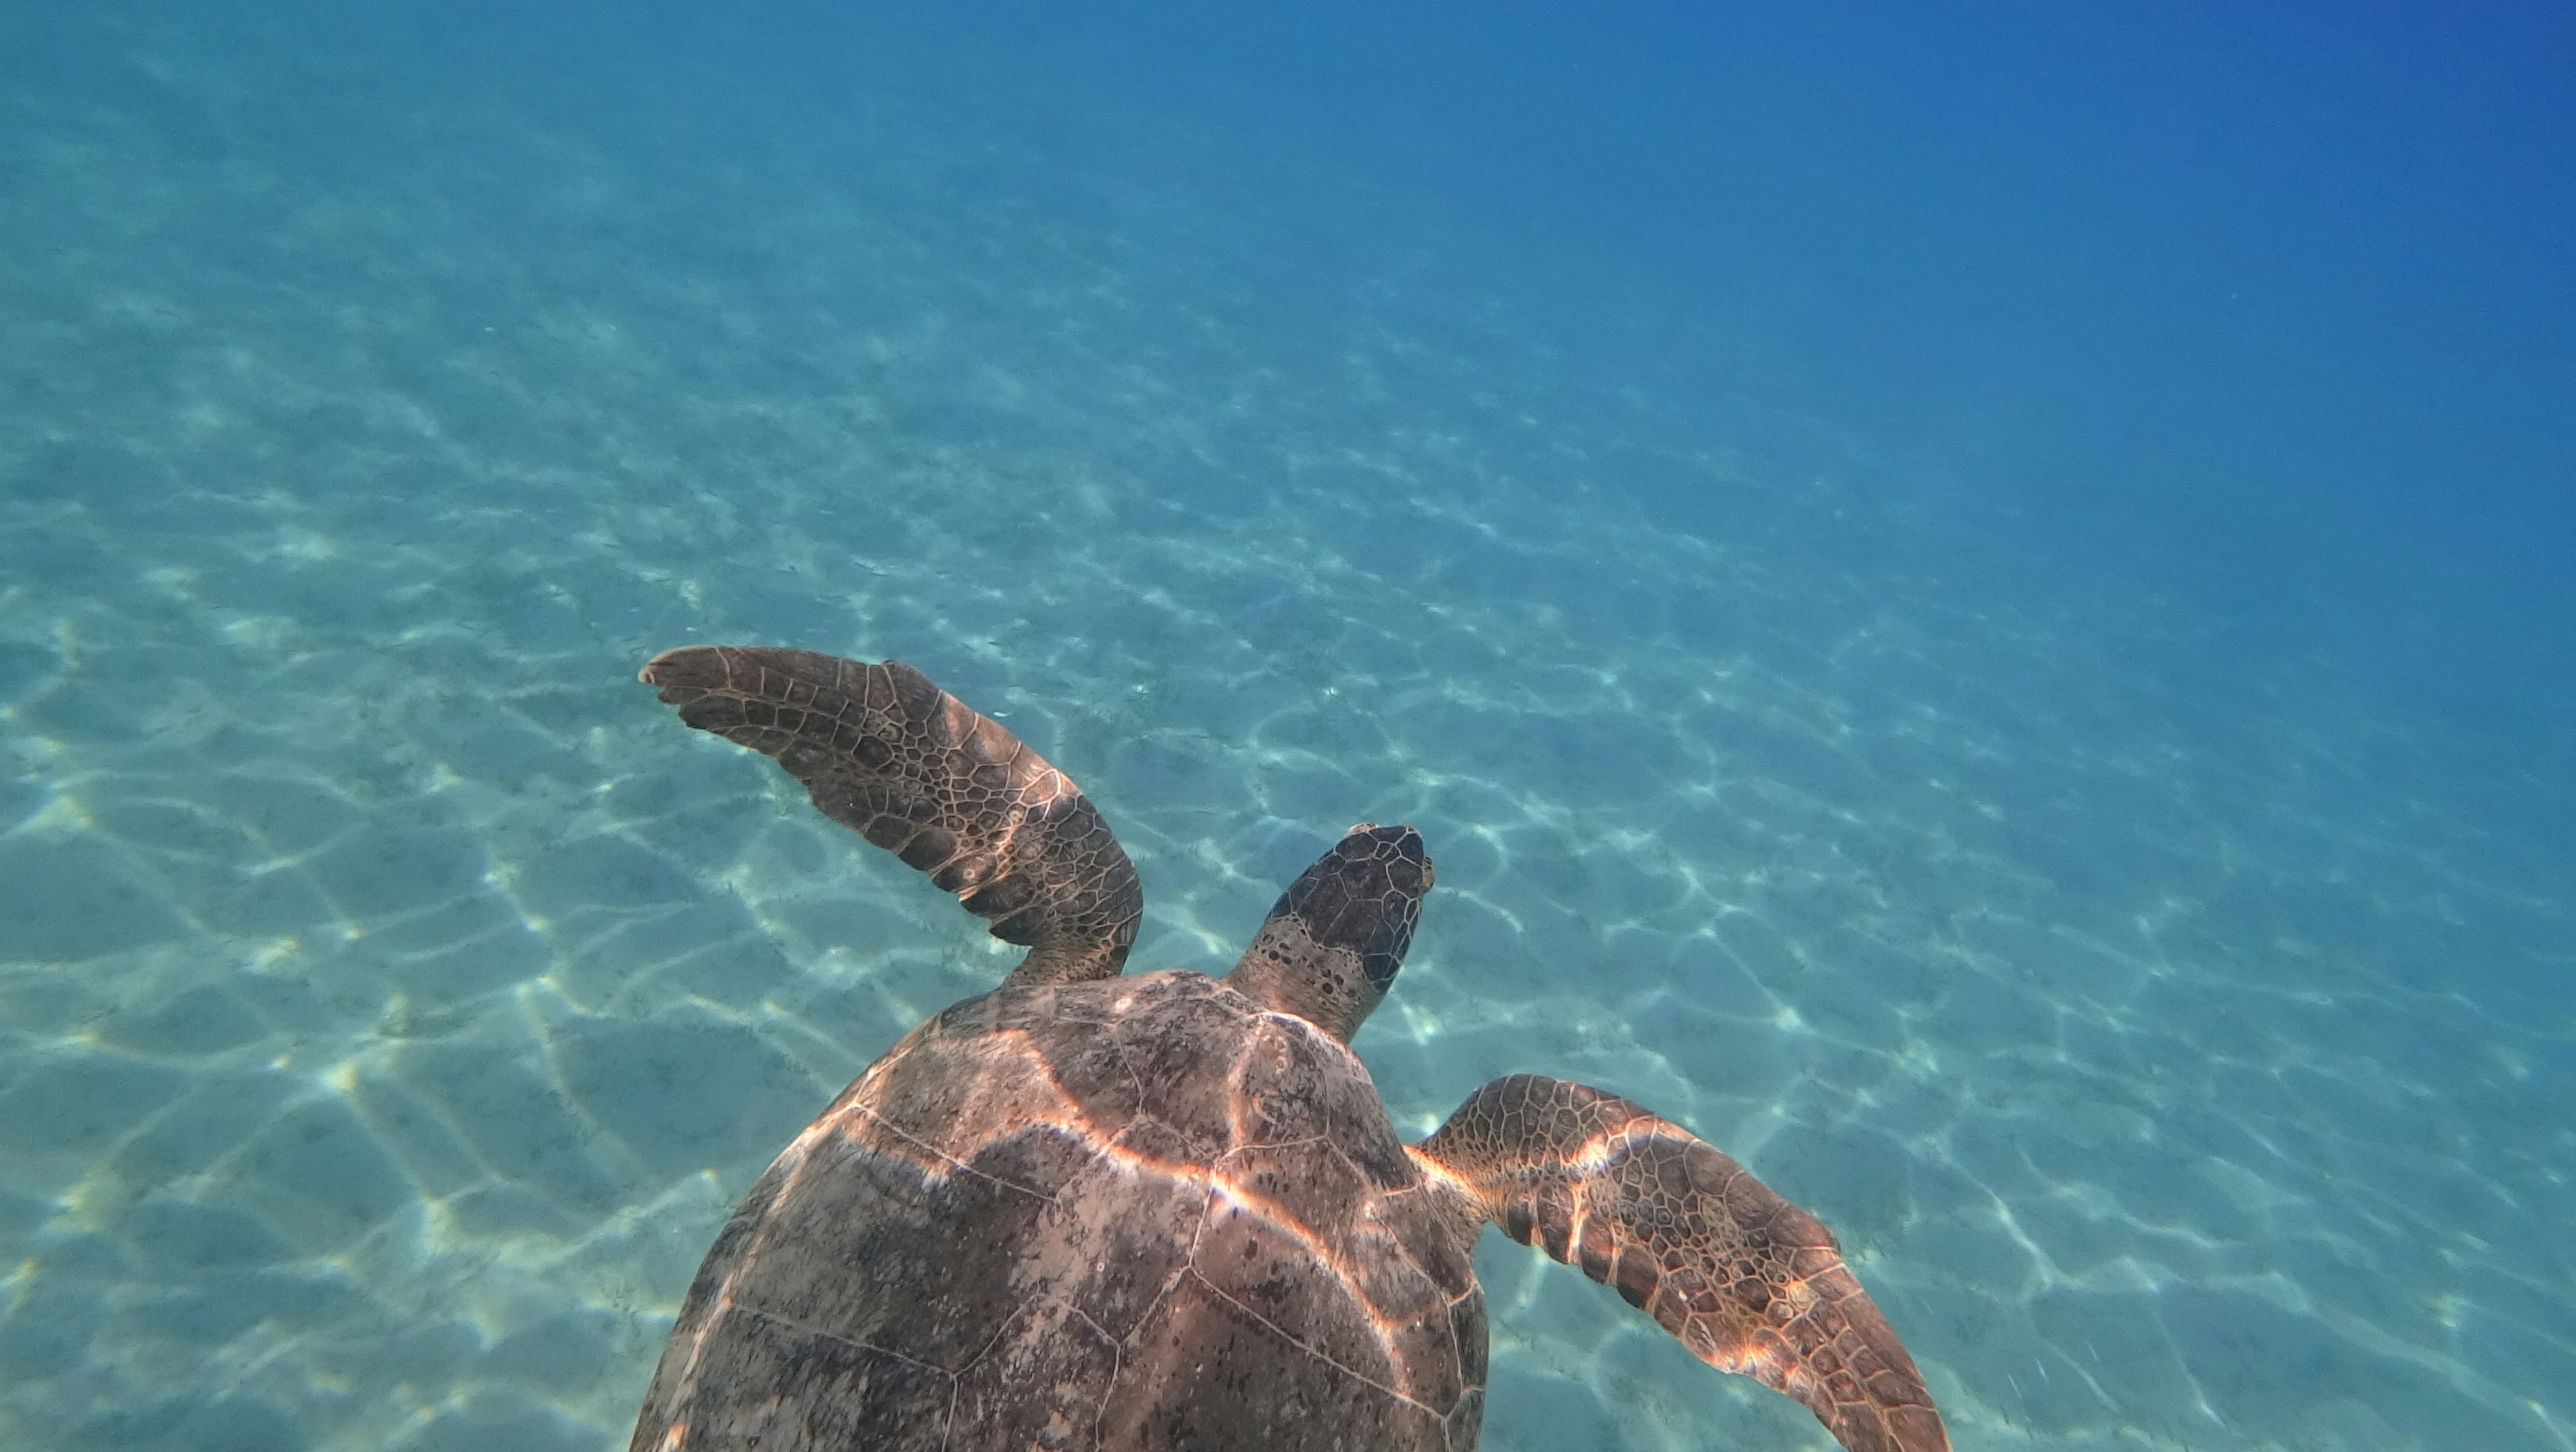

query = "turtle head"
[{"left": 1226, "top": 823, "right": 1434, "bottom": 1043}]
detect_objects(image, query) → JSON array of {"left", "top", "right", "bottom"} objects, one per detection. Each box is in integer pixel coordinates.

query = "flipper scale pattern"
[
  {"left": 640, "top": 645, "right": 1142, "bottom": 983},
  {"left": 1418, "top": 1075, "right": 1948, "bottom": 1452}
]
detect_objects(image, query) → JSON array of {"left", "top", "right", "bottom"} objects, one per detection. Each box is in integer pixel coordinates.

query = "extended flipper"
[
  {"left": 1414, "top": 1075, "right": 1948, "bottom": 1452},
  {"left": 639, "top": 645, "right": 1142, "bottom": 985}
]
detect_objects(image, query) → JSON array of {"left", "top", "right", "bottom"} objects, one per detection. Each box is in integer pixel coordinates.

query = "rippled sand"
[{"left": 1, "top": 11, "right": 2570, "bottom": 1452}]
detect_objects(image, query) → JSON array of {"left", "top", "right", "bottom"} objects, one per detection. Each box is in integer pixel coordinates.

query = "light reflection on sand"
[{"left": 1, "top": 13, "right": 2570, "bottom": 1452}]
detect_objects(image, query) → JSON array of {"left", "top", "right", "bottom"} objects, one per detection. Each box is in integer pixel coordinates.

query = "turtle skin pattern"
[
  {"left": 1419, "top": 1076, "right": 1947, "bottom": 1452},
  {"left": 631, "top": 972, "right": 1488, "bottom": 1452},
  {"left": 632, "top": 645, "right": 1951, "bottom": 1452},
  {"left": 1226, "top": 823, "right": 1432, "bottom": 1043},
  {"left": 639, "top": 645, "right": 1141, "bottom": 984}
]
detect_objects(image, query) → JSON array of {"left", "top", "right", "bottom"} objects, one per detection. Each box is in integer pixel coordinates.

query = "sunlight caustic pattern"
[{"left": 2, "top": 11, "right": 2571, "bottom": 1452}]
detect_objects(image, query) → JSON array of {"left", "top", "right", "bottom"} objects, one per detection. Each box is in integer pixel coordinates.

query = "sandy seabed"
[{"left": 1, "top": 11, "right": 2569, "bottom": 1452}]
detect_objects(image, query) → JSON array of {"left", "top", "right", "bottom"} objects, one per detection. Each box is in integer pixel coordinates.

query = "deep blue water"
[{"left": 2, "top": 4, "right": 2569, "bottom": 1450}]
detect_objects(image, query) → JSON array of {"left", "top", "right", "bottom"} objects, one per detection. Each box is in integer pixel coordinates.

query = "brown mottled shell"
[{"left": 632, "top": 971, "right": 1487, "bottom": 1452}]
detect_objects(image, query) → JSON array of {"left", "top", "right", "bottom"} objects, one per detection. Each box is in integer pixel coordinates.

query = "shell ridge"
[
  {"left": 849, "top": 1100, "right": 1059, "bottom": 1206},
  {"left": 1192, "top": 1164, "right": 1444, "bottom": 1414},
  {"left": 1175, "top": 1259, "right": 1446, "bottom": 1420},
  {"left": 1371, "top": 1174, "right": 1485, "bottom": 1392},
  {"left": 646, "top": 1134, "right": 828, "bottom": 1427},
  {"left": 727, "top": 1302, "right": 965, "bottom": 1379}
]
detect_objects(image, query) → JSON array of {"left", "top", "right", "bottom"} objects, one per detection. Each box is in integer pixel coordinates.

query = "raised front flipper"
[
  {"left": 1415, "top": 1075, "right": 1947, "bottom": 1452},
  {"left": 639, "top": 645, "right": 1142, "bottom": 984}
]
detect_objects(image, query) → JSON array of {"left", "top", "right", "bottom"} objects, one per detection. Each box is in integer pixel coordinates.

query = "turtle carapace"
[{"left": 628, "top": 645, "right": 1948, "bottom": 1452}]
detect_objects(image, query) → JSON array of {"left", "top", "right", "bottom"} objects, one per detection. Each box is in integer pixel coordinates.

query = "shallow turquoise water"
[{"left": 3, "top": 7, "right": 2571, "bottom": 1452}]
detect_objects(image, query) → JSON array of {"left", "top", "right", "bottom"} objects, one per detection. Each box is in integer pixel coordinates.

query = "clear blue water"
[{"left": 3, "top": 3, "right": 2571, "bottom": 1449}]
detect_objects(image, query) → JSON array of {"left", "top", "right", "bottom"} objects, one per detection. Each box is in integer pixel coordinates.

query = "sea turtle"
[{"left": 629, "top": 644, "right": 1948, "bottom": 1452}]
